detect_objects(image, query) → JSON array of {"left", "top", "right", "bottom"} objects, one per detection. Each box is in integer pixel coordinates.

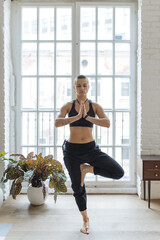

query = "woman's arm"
[
  {"left": 54, "top": 102, "right": 83, "bottom": 127},
  {"left": 84, "top": 103, "right": 110, "bottom": 128}
]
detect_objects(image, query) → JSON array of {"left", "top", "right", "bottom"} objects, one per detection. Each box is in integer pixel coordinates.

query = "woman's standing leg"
[{"left": 63, "top": 155, "right": 90, "bottom": 234}]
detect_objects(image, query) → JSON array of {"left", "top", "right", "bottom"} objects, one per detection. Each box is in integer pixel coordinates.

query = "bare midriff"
[{"left": 69, "top": 127, "right": 94, "bottom": 143}]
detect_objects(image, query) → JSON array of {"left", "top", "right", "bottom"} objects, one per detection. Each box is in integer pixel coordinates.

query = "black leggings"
[{"left": 62, "top": 140, "right": 124, "bottom": 212}]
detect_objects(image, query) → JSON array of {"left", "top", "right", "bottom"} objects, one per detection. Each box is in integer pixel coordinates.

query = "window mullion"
[
  {"left": 75, "top": 3, "right": 80, "bottom": 81},
  {"left": 113, "top": 6, "right": 115, "bottom": 159},
  {"left": 95, "top": 6, "right": 98, "bottom": 182},
  {"left": 54, "top": 6, "right": 57, "bottom": 158},
  {"left": 37, "top": 7, "right": 39, "bottom": 153},
  {"left": 72, "top": 5, "right": 76, "bottom": 99}
]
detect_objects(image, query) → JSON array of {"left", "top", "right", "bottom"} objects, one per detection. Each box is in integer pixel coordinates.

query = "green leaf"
[
  {"left": 24, "top": 170, "right": 34, "bottom": 181},
  {"left": 49, "top": 177, "right": 54, "bottom": 188},
  {"left": 42, "top": 183, "right": 46, "bottom": 199},
  {"left": 58, "top": 181, "right": 67, "bottom": 193},
  {"left": 6, "top": 167, "right": 24, "bottom": 180},
  {"left": 0, "top": 177, "right": 4, "bottom": 182},
  {"left": 0, "top": 152, "right": 7, "bottom": 157},
  {"left": 52, "top": 171, "right": 67, "bottom": 183},
  {"left": 3, "top": 179, "right": 8, "bottom": 183},
  {"left": 57, "top": 171, "right": 67, "bottom": 181},
  {"left": 10, "top": 180, "right": 16, "bottom": 199},
  {"left": 54, "top": 191, "right": 58, "bottom": 203},
  {"left": 15, "top": 182, "right": 22, "bottom": 195},
  {"left": 8, "top": 158, "right": 17, "bottom": 163}
]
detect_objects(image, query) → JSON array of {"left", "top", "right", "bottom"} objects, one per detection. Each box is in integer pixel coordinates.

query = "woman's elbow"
[
  {"left": 54, "top": 119, "right": 59, "bottom": 128},
  {"left": 106, "top": 119, "right": 110, "bottom": 128}
]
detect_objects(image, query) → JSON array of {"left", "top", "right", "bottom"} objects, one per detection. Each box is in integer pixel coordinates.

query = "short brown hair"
[{"left": 74, "top": 75, "right": 89, "bottom": 85}]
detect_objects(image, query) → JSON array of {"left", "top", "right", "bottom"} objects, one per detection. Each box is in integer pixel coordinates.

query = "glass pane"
[
  {"left": 115, "top": 8, "right": 130, "bottom": 40},
  {"left": 85, "top": 173, "right": 96, "bottom": 182},
  {"left": 39, "top": 8, "right": 54, "bottom": 40},
  {"left": 56, "top": 147, "right": 69, "bottom": 179},
  {"left": 115, "top": 147, "right": 130, "bottom": 179},
  {"left": 115, "top": 112, "right": 130, "bottom": 145},
  {"left": 98, "top": 7, "right": 113, "bottom": 40},
  {"left": 98, "top": 43, "right": 113, "bottom": 75},
  {"left": 56, "top": 8, "right": 72, "bottom": 40},
  {"left": 84, "top": 77, "right": 95, "bottom": 102},
  {"left": 22, "top": 43, "right": 37, "bottom": 75},
  {"left": 37, "top": 147, "right": 54, "bottom": 157},
  {"left": 56, "top": 147, "right": 66, "bottom": 165},
  {"left": 97, "top": 78, "right": 112, "bottom": 109},
  {"left": 22, "top": 112, "right": 37, "bottom": 145},
  {"left": 115, "top": 78, "right": 130, "bottom": 109},
  {"left": 39, "top": 78, "right": 54, "bottom": 109},
  {"left": 22, "top": 8, "right": 37, "bottom": 40},
  {"left": 115, "top": 43, "right": 130, "bottom": 75},
  {"left": 39, "top": 113, "right": 54, "bottom": 145},
  {"left": 22, "top": 78, "right": 37, "bottom": 109},
  {"left": 97, "top": 147, "right": 113, "bottom": 181},
  {"left": 56, "top": 112, "right": 70, "bottom": 145},
  {"left": 56, "top": 78, "right": 72, "bottom": 109},
  {"left": 39, "top": 43, "right": 54, "bottom": 75},
  {"left": 22, "top": 147, "right": 37, "bottom": 156},
  {"left": 97, "top": 113, "right": 112, "bottom": 145},
  {"left": 56, "top": 43, "right": 72, "bottom": 75},
  {"left": 80, "top": 43, "right": 95, "bottom": 75},
  {"left": 80, "top": 7, "right": 95, "bottom": 40}
]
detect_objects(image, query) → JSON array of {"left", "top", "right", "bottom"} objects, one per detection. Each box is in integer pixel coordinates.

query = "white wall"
[
  {"left": 141, "top": 0, "right": 160, "bottom": 155},
  {"left": 0, "top": 0, "right": 11, "bottom": 199},
  {"left": 0, "top": 0, "right": 5, "bottom": 196},
  {"left": 137, "top": 0, "right": 160, "bottom": 199}
]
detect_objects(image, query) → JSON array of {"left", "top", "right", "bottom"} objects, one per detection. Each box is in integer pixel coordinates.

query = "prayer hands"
[
  {"left": 78, "top": 101, "right": 87, "bottom": 119},
  {"left": 82, "top": 102, "right": 87, "bottom": 118}
]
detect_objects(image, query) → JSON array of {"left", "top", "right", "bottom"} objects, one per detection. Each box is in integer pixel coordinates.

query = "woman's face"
[{"left": 74, "top": 78, "right": 90, "bottom": 97}]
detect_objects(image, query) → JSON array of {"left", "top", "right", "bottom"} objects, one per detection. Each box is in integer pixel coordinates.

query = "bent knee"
[{"left": 114, "top": 168, "right": 125, "bottom": 180}]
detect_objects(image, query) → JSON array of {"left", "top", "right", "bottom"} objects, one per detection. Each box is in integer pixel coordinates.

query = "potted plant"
[{"left": 0, "top": 151, "right": 67, "bottom": 204}]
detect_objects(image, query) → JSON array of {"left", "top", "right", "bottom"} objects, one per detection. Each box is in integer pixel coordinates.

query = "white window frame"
[{"left": 11, "top": 0, "right": 137, "bottom": 193}]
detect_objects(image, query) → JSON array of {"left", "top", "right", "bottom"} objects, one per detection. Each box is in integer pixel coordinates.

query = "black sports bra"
[{"left": 68, "top": 100, "right": 95, "bottom": 128}]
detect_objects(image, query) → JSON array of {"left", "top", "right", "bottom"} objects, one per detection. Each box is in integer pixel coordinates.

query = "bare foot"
[
  {"left": 80, "top": 218, "right": 90, "bottom": 234},
  {"left": 80, "top": 164, "right": 90, "bottom": 187}
]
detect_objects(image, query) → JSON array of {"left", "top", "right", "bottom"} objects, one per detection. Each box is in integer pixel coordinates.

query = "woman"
[{"left": 55, "top": 75, "right": 124, "bottom": 235}]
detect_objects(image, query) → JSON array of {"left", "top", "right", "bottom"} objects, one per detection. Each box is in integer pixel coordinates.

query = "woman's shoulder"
[
  {"left": 90, "top": 101, "right": 103, "bottom": 113},
  {"left": 63, "top": 101, "right": 73, "bottom": 113}
]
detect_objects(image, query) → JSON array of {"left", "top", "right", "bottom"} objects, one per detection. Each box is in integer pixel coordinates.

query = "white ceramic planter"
[
  {"left": 0, "top": 188, "right": 3, "bottom": 207},
  {"left": 27, "top": 185, "right": 48, "bottom": 205}
]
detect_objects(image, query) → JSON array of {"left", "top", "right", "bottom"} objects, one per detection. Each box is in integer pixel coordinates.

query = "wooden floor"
[{"left": 0, "top": 194, "right": 160, "bottom": 240}]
